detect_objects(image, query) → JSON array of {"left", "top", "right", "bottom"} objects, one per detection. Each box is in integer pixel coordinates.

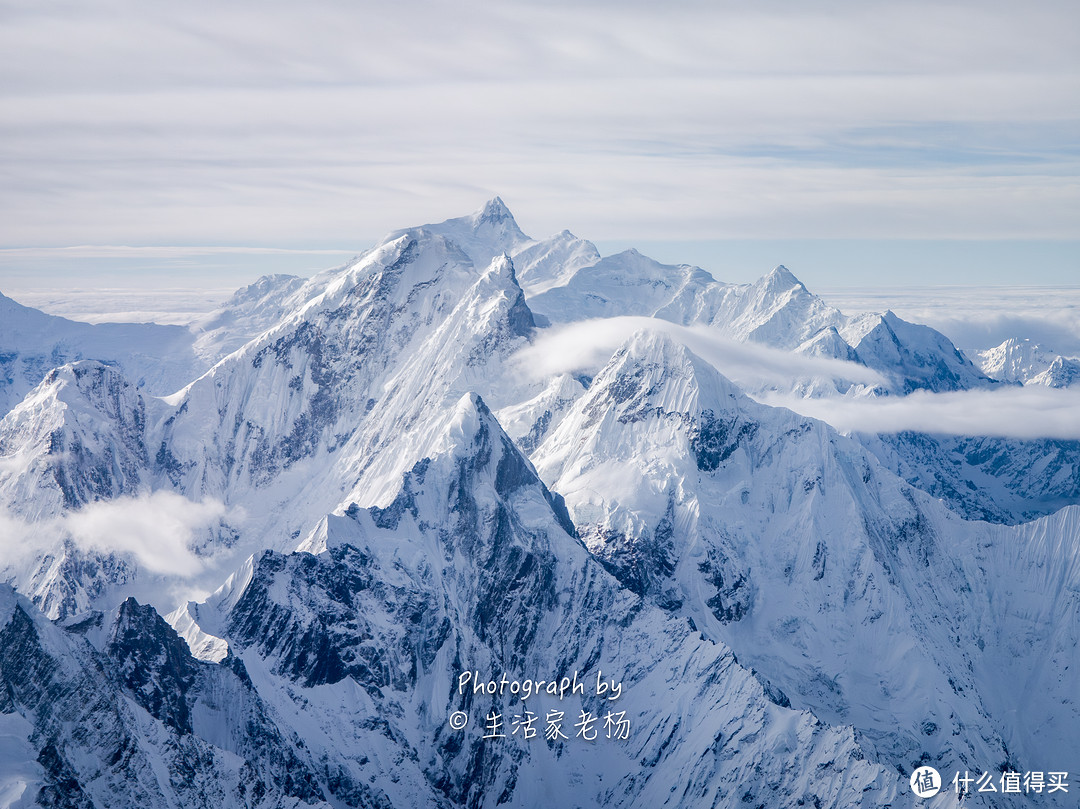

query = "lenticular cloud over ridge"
[{"left": 513, "top": 316, "right": 887, "bottom": 388}]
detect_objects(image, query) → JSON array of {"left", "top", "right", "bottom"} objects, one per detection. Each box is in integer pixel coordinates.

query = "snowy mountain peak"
[
  {"left": 228, "top": 273, "right": 304, "bottom": 303},
  {"left": 5, "top": 198, "right": 1080, "bottom": 808},
  {"left": 475, "top": 195, "right": 514, "bottom": 226},
  {"left": 603, "top": 328, "right": 746, "bottom": 411},
  {"left": 439, "top": 391, "right": 498, "bottom": 455},
  {"left": 511, "top": 230, "right": 602, "bottom": 297},
  {"left": 0, "top": 290, "right": 28, "bottom": 315},
  {"left": 43, "top": 359, "right": 142, "bottom": 416},
  {"left": 0, "top": 291, "right": 200, "bottom": 416},
  {"left": 1033, "top": 354, "right": 1080, "bottom": 387},
  {"left": 975, "top": 337, "right": 1051, "bottom": 383},
  {"left": 0, "top": 359, "right": 149, "bottom": 519},
  {"left": 531, "top": 329, "right": 758, "bottom": 554},
  {"left": 852, "top": 310, "right": 998, "bottom": 393},
  {"left": 384, "top": 197, "right": 531, "bottom": 268},
  {"left": 526, "top": 249, "right": 715, "bottom": 325},
  {"left": 762, "top": 264, "right": 804, "bottom": 290},
  {"left": 416, "top": 391, "right": 576, "bottom": 538},
  {"left": 796, "top": 324, "right": 859, "bottom": 361},
  {"left": 747, "top": 266, "right": 810, "bottom": 309},
  {"left": 973, "top": 336, "right": 1080, "bottom": 387},
  {"left": 485, "top": 250, "right": 515, "bottom": 278}
]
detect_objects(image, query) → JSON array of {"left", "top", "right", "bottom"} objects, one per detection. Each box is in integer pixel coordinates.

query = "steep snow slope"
[
  {"left": 510, "top": 229, "right": 601, "bottom": 298},
  {"left": 1033, "top": 355, "right": 1080, "bottom": 387},
  {"left": 158, "top": 232, "right": 539, "bottom": 551},
  {"left": 0, "top": 362, "right": 156, "bottom": 618},
  {"left": 1, "top": 198, "right": 1075, "bottom": 808},
  {"left": 849, "top": 310, "right": 998, "bottom": 394},
  {"left": 530, "top": 330, "right": 1079, "bottom": 794},
  {"left": 976, "top": 338, "right": 1058, "bottom": 384},
  {"left": 525, "top": 249, "right": 718, "bottom": 323},
  {"left": 1, "top": 267, "right": 363, "bottom": 421},
  {"left": 1, "top": 202, "right": 551, "bottom": 621},
  {"left": 190, "top": 273, "right": 319, "bottom": 364},
  {"left": 385, "top": 196, "right": 533, "bottom": 268},
  {"left": 859, "top": 431, "right": 1080, "bottom": 524},
  {"left": 0, "top": 361, "right": 151, "bottom": 520},
  {"left": 172, "top": 393, "right": 908, "bottom": 809}
]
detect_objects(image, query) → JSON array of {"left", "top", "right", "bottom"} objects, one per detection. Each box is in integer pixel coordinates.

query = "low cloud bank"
[
  {"left": 516, "top": 316, "right": 1080, "bottom": 441},
  {"left": 759, "top": 386, "right": 1080, "bottom": 440}
]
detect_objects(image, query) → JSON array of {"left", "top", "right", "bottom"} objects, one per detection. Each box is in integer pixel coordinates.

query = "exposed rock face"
[{"left": 0, "top": 585, "right": 327, "bottom": 808}]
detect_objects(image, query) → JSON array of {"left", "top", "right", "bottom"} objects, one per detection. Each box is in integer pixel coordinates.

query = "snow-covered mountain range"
[
  {"left": 973, "top": 338, "right": 1080, "bottom": 389},
  {"left": 1, "top": 199, "right": 1077, "bottom": 808}
]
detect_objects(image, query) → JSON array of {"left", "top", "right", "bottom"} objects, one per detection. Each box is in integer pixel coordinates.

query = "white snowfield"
[{"left": 0, "top": 198, "right": 1076, "bottom": 808}]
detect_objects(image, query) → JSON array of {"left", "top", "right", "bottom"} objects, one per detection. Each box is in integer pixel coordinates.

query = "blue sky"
[{"left": 0, "top": 0, "right": 1077, "bottom": 289}]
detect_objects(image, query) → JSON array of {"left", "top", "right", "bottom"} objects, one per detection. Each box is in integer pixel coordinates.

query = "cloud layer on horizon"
[{"left": 819, "top": 286, "right": 1080, "bottom": 355}]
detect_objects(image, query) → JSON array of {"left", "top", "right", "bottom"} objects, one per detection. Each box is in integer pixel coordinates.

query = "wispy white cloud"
[
  {"left": 759, "top": 386, "right": 1080, "bottom": 440},
  {"left": 0, "top": 0, "right": 1076, "bottom": 251},
  {"left": 516, "top": 315, "right": 1080, "bottom": 440},
  {"left": 0, "top": 492, "right": 240, "bottom": 577},
  {"left": 514, "top": 317, "right": 886, "bottom": 387},
  {"left": 63, "top": 492, "right": 235, "bottom": 575}
]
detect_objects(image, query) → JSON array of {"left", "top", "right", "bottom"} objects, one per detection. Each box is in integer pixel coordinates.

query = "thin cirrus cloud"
[{"left": 0, "top": 0, "right": 1077, "bottom": 253}]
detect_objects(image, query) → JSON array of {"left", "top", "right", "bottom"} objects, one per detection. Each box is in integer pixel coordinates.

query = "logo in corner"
[{"left": 910, "top": 766, "right": 941, "bottom": 798}]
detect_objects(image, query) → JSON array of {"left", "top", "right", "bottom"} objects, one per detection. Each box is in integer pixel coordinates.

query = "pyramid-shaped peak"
[
  {"left": 383, "top": 198, "right": 531, "bottom": 268},
  {"left": 475, "top": 196, "right": 515, "bottom": 225},
  {"left": 441, "top": 392, "right": 543, "bottom": 479},
  {"left": 597, "top": 328, "right": 748, "bottom": 408},
  {"left": 998, "top": 336, "right": 1043, "bottom": 353},
  {"left": 463, "top": 197, "right": 528, "bottom": 243},
  {"left": 762, "top": 265, "right": 805, "bottom": 289},
  {"left": 617, "top": 327, "right": 691, "bottom": 359},
  {"left": 444, "top": 391, "right": 501, "bottom": 448}
]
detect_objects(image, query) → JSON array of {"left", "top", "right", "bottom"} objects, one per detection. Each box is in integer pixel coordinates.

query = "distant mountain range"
[{"left": 2, "top": 199, "right": 1077, "bottom": 808}]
